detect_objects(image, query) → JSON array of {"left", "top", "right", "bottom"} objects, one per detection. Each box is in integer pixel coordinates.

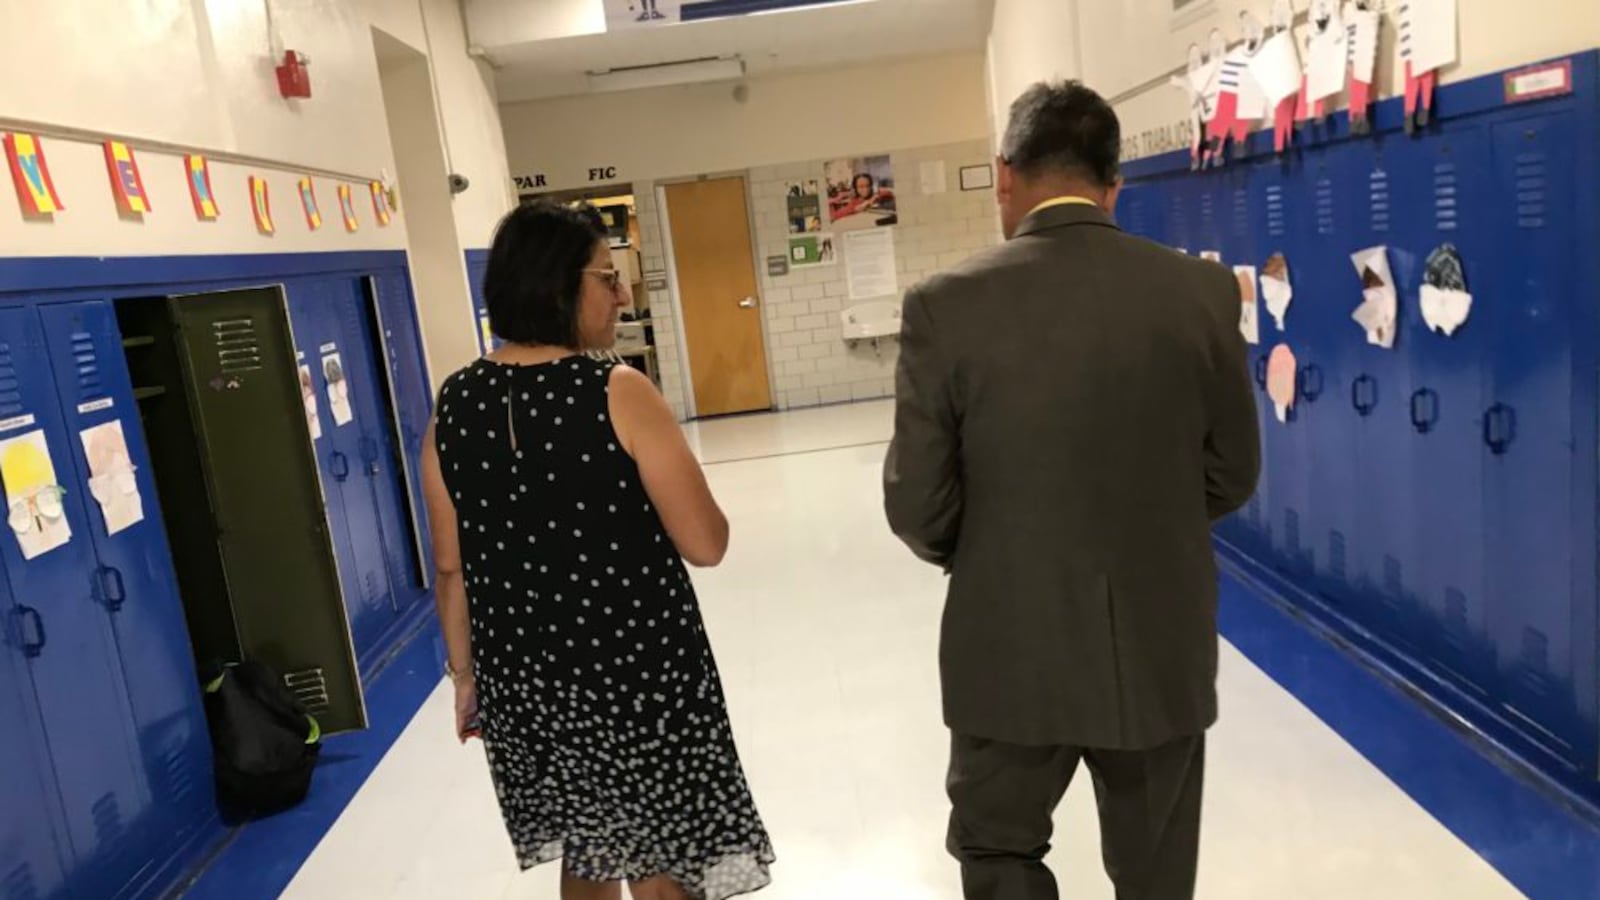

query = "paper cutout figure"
[
  {"left": 1200, "top": 250, "right": 1222, "bottom": 263},
  {"left": 1351, "top": 246, "right": 1398, "bottom": 348},
  {"left": 1235, "top": 266, "right": 1261, "bottom": 345},
  {"left": 1201, "top": 29, "right": 1235, "bottom": 167},
  {"left": 4, "top": 133, "right": 64, "bottom": 216},
  {"left": 81, "top": 420, "right": 144, "bottom": 535},
  {"left": 249, "top": 176, "right": 274, "bottom": 235},
  {"left": 1420, "top": 243, "right": 1472, "bottom": 335},
  {"left": 322, "top": 352, "right": 354, "bottom": 426},
  {"left": 186, "top": 155, "right": 219, "bottom": 220},
  {"left": 1344, "top": 1, "right": 1381, "bottom": 134},
  {"left": 338, "top": 184, "right": 359, "bottom": 232},
  {"left": 0, "top": 430, "right": 72, "bottom": 559},
  {"left": 299, "top": 366, "right": 323, "bottom": 441},
  {"left": 1261, "top": 253, "right": 1294, "bottom": 330},
  {"left": 1399, "top": 0, "right": 1457, "bottom": 131},
  {"left": 1171, "top": 44, "right": 1212, "bottom": 169},
  {"left": 1306, "top": 0, "right": 1349, "bottom": 110},
  {"left": 1255, "top": 1, "right": 1302, "bottom": 153},
  {"left": 371, "top": 181, "right": 392, "bottom": 226},
  {"left": 299, "top": 177, "right": 322, "bottom": 231},
  {"left": 103, "top": 141, "right": 151, "bottom": 215},
  {"left": 1267, "top": 344, "right": 1298, "bottom": 423}
]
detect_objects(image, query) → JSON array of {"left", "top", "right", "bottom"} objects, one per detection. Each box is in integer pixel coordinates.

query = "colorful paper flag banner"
[
  {"left": 186, "top": 155, "right": 218, "bottom": 220},
  {"left": 370, "top": 180, "right": 391, "bottom": 226},
  {"left": 102, "top": 141, "right": 151, "bottom": 215},
  {"left": 298, "top": 177, "right": 322, "bottom": 231},
  {"left": 249, "top": 176, "right": 275, "bottom": 235},
  {"left": 4, "top": 133, "right": 64, "bottom": 216},
  {"left": 338, "top": 184, "right": 359, "bottom": 232}
]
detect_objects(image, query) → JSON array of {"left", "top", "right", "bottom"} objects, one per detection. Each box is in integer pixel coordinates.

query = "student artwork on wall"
[
  {"left": 299, "top": 365, "right": 323, "bottom": 441},
  {"left": 322, "top": 351, "right": 354, "bottom": 427},
  {"left": 1266, "top": 344, "right": 1298, "bottom": 423},
  {"left": 338, "top": 184, "right": 359, "bottom": 232},
  {"left": 1351, "top": 245, "right": 1398, "bottom": 348},
  {"left": 785, "top": 180, "right": 823, "bottom": 234},
  {"left": 1253, "top": 0, "right": 1303, "bottom": 153},
  {"left": 249, "top": 176, "right": 275, "bottom": 235},
  {"left": 1344, "top": 0, "right": 1381, "bottom": 134},
  {"left": 1420, "top": 243, "right": 1472, "bottom": 335},
  {"left": 0, "top": 429, "right": 72, "bottom": 560},
  {"left": 1235, "top": 265, "right": 1260, "bottom": 344},
  {"left": 299, "top": 177, "right": 322, "bottom": 231},
  {"left": 371, "top": 180, "right": 392, "bottom": 226},
  {"left": 1399, "top": 0, "right": 1459, "bottom": 131},
  {"left": 186, "top": 155, "right": 219, "bottom": 220},
  {"left": 1305, "top": 0, "right": 1348, "bottom": 115},
  {"left": 103, "top": 141, "right": 151, "bottom": 216},
  {"left": 825, "top": 155, "right": 897, "bottom": 231},
  {"left": 81, "top": 420, "right": 144, "bottom": 536},
  {"left": 4, "top": 133, "right": 64, "bottom": 217},
  {"left": 1261, "top": 253, "right": 1294, "bottom": 330}
]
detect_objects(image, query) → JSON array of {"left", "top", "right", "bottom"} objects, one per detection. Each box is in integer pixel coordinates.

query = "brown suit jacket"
[{"left": 883, "top": 202, "right": 1260, "bottom": 750}]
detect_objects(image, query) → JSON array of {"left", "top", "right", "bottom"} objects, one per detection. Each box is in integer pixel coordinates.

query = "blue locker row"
[
  {"left": 467, "top": 249, "right": 496, "bottom": 356},
  {"left": 1118, "top": 54, "right": 1600, "bottom": 780},
  {"left": 0, "top": 252, "right": 437, "bottom": 900}
]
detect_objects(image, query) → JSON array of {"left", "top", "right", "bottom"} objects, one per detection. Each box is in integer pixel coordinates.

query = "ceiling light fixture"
[{"left": 587, "top": 56, "right": 746, "bottom": 93}]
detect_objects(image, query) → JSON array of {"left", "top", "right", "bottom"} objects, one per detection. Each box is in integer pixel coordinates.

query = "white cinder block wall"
[{"left": 634, "top": 139, "right": 1001, "bottom": 420}]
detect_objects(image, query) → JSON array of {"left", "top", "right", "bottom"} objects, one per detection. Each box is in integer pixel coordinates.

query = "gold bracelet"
[{"left": 445, "top": 661, "right": 472, "bottom": 683}]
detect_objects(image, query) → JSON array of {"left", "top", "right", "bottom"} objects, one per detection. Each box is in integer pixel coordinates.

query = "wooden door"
[{"left": 665, "top": 177, "right": 772, "bottom": 417}]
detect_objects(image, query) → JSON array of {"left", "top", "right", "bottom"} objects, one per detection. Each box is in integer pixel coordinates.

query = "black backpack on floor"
[{"left": 202, "top": 659, "right": 322, "bottom": 820}]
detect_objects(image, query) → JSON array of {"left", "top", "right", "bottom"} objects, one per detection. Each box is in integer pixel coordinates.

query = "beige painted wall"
[{"left": 499, "top": 52, "right": 992, "bottom": 193}]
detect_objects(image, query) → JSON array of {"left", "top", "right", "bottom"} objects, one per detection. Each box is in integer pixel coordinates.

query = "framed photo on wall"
[{"left": 959, "top": 164, "right": 994, "bottom": 192}]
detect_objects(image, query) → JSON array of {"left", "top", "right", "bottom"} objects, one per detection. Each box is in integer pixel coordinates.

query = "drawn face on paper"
[
  {"left": 1241, "top": 12, "right": 1264, "bottom": 51},
  {"left": 1188, "top": 43, "right": 1204, "bottom": 73},
  {"left": 1271, "top": 0, "right": 1294, "bottom": 32},
  {"left": 1208, "top": 28, "right": 1226, "bottom": 62},
  {"left": 1312, "top": 0, "right": 1334, "bottom": 34}
]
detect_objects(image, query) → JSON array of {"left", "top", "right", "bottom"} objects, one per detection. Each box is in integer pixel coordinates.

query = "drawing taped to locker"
[
  {"left": 300, "top": 365, "right": 323, "bottom": 440},
  {"left": 322, "top": 352, "right": 355, "bottom": 427},
  {"left": 0, "top": 430, "right": 72, "bottom": 559},
  {"left": 81, "top": 420, "right": 144, "bottom": 536}
]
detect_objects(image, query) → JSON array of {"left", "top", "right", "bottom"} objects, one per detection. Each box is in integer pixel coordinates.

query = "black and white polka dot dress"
[{"left": 435, "top": 357, "right": 774, "bottom": 898}]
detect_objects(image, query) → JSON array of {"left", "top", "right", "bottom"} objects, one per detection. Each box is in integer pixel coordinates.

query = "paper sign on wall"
[
  {"left": 299, "top": 365, "right": 324, "bottom": 440},
  {"left": 785, "top": 180, "right": 823, "bottom": 234},
  {"left": 249, "top": 176, "right": 275, "bottom": 235},
  {"left": 299, "top": 177, "right": 323, "bottom": 231},
  {"left": 81, "top": 421, "right": 144, "bottom": 536},
  {"left": 186, "top": 155, "right": 219, "bottom": 220},
  {"left": 103, "top": 141, "right": 151, "bottom": 215},
  {"left": 322, "top": 352, "right": 354, "bottom": 426},
  {"left": 338, "top": 184, "right": 359, "bottom": 232},
  {"left": 844, "top": 228, "right": 899, "bottom": 301},
  {"left": 0, "top": 430, "right": 72, "bottom": 559},
  {"left": 1235, "top": 266, "right": 1260, "bottom": 345},
  {"left": 4, "top": 133, "right": 64, "bottom": 216},
  {"left": 371, "top": 181, "right": 392, "bottom": 226},
  {"left": 920, "top": 160, "right": 948, "bottom": 195}
]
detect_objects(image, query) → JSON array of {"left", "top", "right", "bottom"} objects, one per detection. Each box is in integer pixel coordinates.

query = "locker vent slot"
[
  {"left": 1315, "top": 177, "right": 1334, "bottom": 235},
  {"left": 1285, "top": 508, "right": 1301, "bottom": 555},
  {"left": 1368, "top": 169, "right": 1390, "bottom": 233},
  {"left": 1200, "top": 191, "right": 1215, "bottom": 234},
  {"left": 0, "top": 343, "right": 24, "bottom": 418},
  {"left": 70, "top": 331, "right": 103, "bottom": 398},
  {"left": 286, "top": 667, "right": 332, "bottom": 714},
  {"left": 1231, "top": 187, "right": 1248, "bottom": 237},
  {"left": 1168, "top": 193, "right": 1185, "bottom": 236},
  {"left": 1383, "top": 555, "right": 1403, "bottom": 598},
  {"left": 1328, "top": 531, "right": 1347, "bottom": 579},
  {"left": 1433, "top": 163, "right": 1459, "bottom": 231},
  {"left": 1266, "top": 185, "right": 1286, "bottom": 237},
  {"left": 162, "top": 745, "right": 197, "bottom": 806},
  {"left": 363, "top": 570, "right": 385, "bottom": 610},
  {"left": 212, "top": 317, "right": 264, "bottom": 373},
  {"left": 92, "top": 792, "right": 125, "bottom": 848},
  {"left": 1513, "top": 152, "right": 1547, "bottom": 229},
  {"left": 3, "top": 862, "right": 38, "bottom": 900}
]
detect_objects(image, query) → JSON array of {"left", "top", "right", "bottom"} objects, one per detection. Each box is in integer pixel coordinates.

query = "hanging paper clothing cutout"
[
  {"left": 1420, "top": 243, "right": 1472, "bottom": 335},
  {"left": 4, "top": 133, "right": 64, "bottom": 216},
  {"left": 1261, "top": 253, "right": 1294, "bottom": 330},
  {"left": 1267, "top": 344, "right": 1298, "bottom": 424},
  {"left": 338, "top": 184, "right": 359, "bottom": 232},
  {"left": 249, "top": 176, "right": 275, "bottom": 235},
  {"left": 1400, "top": 0, "right": 1458, "bottom": 130},
  {"left": 1208, "top": 47, "right": 1267, "bottom": 165},
  {"left": 371, "top": 181, "right": 392, "bottom": 226},
  {"left": 1344, "top": 4, "right": 1381, "bottom": 134},
  {"left": 186, "top": 155, "right": 219, "bottom": 220},
  {"left": 1249, "top": 30, "right": 1303, "bottom": 153},
  {"left": 1306, "top": 5, "right": 1349, "bottom": 109},
  {"left": 103, "top": 142, "right": 151, "bottom": 215},
  {"left": 1235, "top": 266, "right": 1261, "bottom": 345},
  {"left": 299, "top": 177, "right": 322, "bottom": 231},
  {"left": 1351, "top": 246, "right": 1399, "bottom": 349}
]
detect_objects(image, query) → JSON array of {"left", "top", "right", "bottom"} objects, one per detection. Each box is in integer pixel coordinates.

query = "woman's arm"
[
  {"left": 608, "top": 366, "right": 730, "bottom": 567},
  {"left": 422, "top": 421, "right": 476, "bottom": 737}
]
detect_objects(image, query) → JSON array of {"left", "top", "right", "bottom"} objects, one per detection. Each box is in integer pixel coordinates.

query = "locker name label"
[
  {"left": 319, "top": 342, "right": 338, "bottom": 354},
  {"left": 78, "top": 398, "right": 114, "bottom": 415},
  {"left": 0, "top": 414, "right": 35, "bottom": 434},
  {"left": 1504, "top": 60, "right": 1572, "bottom": 104}
]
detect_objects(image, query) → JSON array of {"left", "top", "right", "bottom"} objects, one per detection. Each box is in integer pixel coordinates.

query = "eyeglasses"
[
  {"left": 583, "top": 269, "right": 625, "bottom": 292},
  {"left": 88, "top": 467, "right": 139, "bottom": 506},
  {"left": 8, "top": 485, "right": 66, "bottom": 536}
]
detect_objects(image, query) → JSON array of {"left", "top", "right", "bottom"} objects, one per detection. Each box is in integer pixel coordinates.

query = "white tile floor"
[{"left": 283, "top": 402, "right": 1524, "bottom": 900}]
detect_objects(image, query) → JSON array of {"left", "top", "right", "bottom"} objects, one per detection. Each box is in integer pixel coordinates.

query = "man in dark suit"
[{"left": 883, "top": 81, "right": 1260, "bottom": 900}]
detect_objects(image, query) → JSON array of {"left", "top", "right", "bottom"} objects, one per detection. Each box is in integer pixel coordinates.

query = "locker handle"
[
  {"left": 16, "top": 606, "right": 45, "bottom": 658},
  {"left": 1351, "top": 374, "right": 1377, "bottom": 417},
  {"left": 330, "top": 450, "right": 351, "bottom": 482},
  {"left": 1297, "top": 364, "right": 1324, "bottom": 403},
  {"left": 1410, "top": 388, "right": 1439, "bottom": 434},
  {"left": 1484, "top": 403, "right": 1517, "bottom": 455},
  {"left": 359, "top": 436, "right": 381, "bottom": 473},
  {"left": 1253, "top": 355, "right": 1268, "bottom": 390},
  {"left": 98, "top": 566, "right": 127, "bottom": 612}
]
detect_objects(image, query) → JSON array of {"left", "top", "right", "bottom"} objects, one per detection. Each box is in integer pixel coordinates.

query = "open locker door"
[{"left": 167, "top": 287, "right": 366, "bottom": 733}]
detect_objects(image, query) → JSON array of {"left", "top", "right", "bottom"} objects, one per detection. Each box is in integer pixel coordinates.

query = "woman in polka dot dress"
[{"left": 422, "top": 202, "right": 774, "bottom": 900}]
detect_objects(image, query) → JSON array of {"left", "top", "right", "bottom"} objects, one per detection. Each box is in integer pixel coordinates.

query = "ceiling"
[{"left": 478, "top": 0, "right": 995, "bottom": 104}]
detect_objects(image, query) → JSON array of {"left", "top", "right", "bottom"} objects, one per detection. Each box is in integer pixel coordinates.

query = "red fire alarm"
[{"left": 276, "top": 51, "right": 311, "bottom": 99}]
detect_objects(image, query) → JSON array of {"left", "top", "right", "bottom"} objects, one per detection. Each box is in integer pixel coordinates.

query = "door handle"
[
  {"left": 330, "top": 450, "right": 351, "bottom": 481},
  {"left": 1410, "top": 388, "right": 1439, "bottom": 434},
  {"left": 359, "top": 436, "right": 381, "bottom": 472},
  {"left": 98, "top": 565, "right": 127, "bottom": 612},
  {"left": 1253, "top": 356, "right": 1268, "bottom": 389},
  {"left": 1484, "top": 403, "right": 1517, "bottom": 455},
  {"left": 1298, "top": 364, "right": 1324, "bottom": 403},
  {"left": 738, "top": 297, "right": 757, "bottom": 309},
  {"left": 16, "top": 606, "right": 46, "bottom": 658},
  {"left": 1351, "top": 374, "right": 1377, "bottom": 417}
]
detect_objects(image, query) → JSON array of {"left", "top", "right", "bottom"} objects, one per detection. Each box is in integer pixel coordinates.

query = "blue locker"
[
  {"left": 467, "top": 255, "right": 495, "bottom": 355},
  {"left": 35, "top": 300, "right": 216, "bottom": 871},
  {"left": 1262, "top": 160, "right": 1315, "bottom": 583},
  {"left": 0, "top": 306, "right": 150, "bottom": 898},
  {"left": 1483, "top": 111, "right": 1589, "bottom": 762},
  {"left": 368, "top": 271, "right": 434, "bottom": 590},
  {"left": 0, "top": 628, "right": 69, "bottom": 900}
]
